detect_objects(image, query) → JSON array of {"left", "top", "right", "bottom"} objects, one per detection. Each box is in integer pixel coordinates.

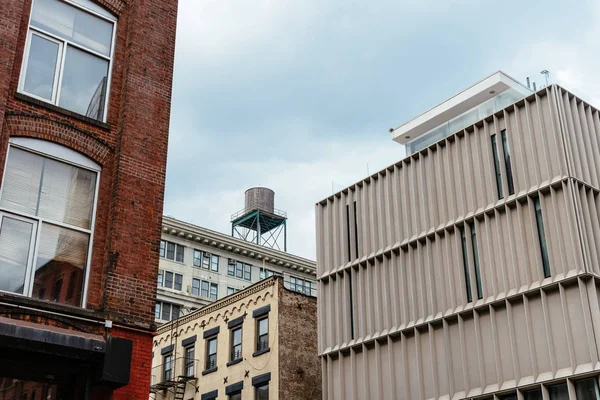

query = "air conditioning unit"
[
  {"left": 186, "top": 285, "right": 192, "bottom": 294},
  {"left": 228, "top": 258, "right": 236, "bottom": 265},
  {"left": 205, "top": 252, "right": 212, "bottom": 258}
]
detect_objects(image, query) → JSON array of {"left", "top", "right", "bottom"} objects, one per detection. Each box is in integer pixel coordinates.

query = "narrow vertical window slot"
[
  {"left": 491, "top": 134, "right": 504, "bottom": 199},
  {"left": 469, "top": 222, "right": 483, "bottom": 300},
  {"left": 501, "top": 129, "right": 515, "bottom": 195},
  {"left": 346, "top": 204, "right": 352, "bottom": 262},
  {"left": 353, "top": 201, "right": 359, "bottom": 259},
  {"left": 534, "top": 197, "right": 551, "bottom": 278},
  {"left": 348, "top": 270, "right": 355, "bottom": 340},
  {"left": 459, "top": 226, "right": 473, "bottom": 303}
]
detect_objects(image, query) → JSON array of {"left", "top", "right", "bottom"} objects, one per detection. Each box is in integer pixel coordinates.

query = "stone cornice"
[{"left": 161, "top": 216, "right": 316, "bottom": 276}]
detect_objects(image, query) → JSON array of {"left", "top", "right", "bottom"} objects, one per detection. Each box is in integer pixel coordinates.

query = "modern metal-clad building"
[{"left": 316, "top": 72, "right": 600, "bottom": 399}]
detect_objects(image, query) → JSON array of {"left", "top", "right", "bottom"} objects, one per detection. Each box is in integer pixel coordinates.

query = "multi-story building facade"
[
  {"left": 156, "top": 216, "right": 317, "bottom": 323},
  {"left": 316, "top": 71, "right": 600, "bottom": 399},
  {"left": 150, "top": 276, "right": 321, "bottom": 400},
  {"left": 0, "top": 0, "right": 176, "bottom": 398}
]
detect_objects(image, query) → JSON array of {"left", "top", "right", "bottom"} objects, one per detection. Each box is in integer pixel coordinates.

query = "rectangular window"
[
  {"left": 575, "top": 378, "right": 600, "bottom": 400},
  {"left": 163, "top": 354, "right": 173, "bottom": 382},
  {"left": 227, "top": 287, "right": 236, "bottom": 296},
  {"left": 501, "top": 130, "right": 515, "bottom": 196},
  {"left": 155, "top": 302, "right": 161, "bottom": 319},
  {"left": 19, "top": 0, "right": 116, "bottom": 122},
  {"left": 256, "top": 317, "right": 268, "bottom": 351},
  {"left": 353, "top": 200, "right": 359, "bottom": 258},
  {"left": 166, "top": 242, "right": 175, "bottom": 260},
  {"left": 192, "top": 278, "right": 200, "bottom": 296},
  {"left": 161, "top": 302, "right": 171, "bottom": 321},
  {"left": 0, "top": 145, "right": 99, "bottom": 308},
  {"left": 171, "top": 304, "right": 180, "bottom": 320},
  {"left": 304, "top": 280, "right": 312, "bottom": 295},
  {"left": 523, "top": 389, "right": 542, "bottom": 400},
  {"left": 290, "top": 276, "right": 296, "bottom": 291},
  {"left": 236, "top": 262, "right": 243, "bottom": 278},
  {"left": 184, "top": 345, "right": 195, "bottom": 377},
  {"left": 256, "top": 383, "right": 268, "bottom": 400},
  {"left": 289, "top": 276, "right": 312, "bottom": 295},
  {"left": 231, "top": 327, "right": 242, "bottom": 361},
  {"left": 499, "top": 395, "right": 516, "bottom": 400},
  {"left": 348, "top": 270, "right": 355, "bottom": 340},
  {"left": 211, "top": 255, "right": 219, "bottom": 271},
  {"left": 346, "top": 204, "right": 352, "bottom": 262},
  {"left": 491, "top": 134, "right": 504, "bottom": 199},
  {"left": 228, "top": 260, "right": 236, "bottom": 276},
  {"left": 203, "top": 252, "right": 211, "bottom": 269},
  {"left": 158, "top": 302, "right": 181, "bottom": 321},
  {"left": 174, "top": 273, "right": 183, "bottom": 291},
  {"left": 176, "top": 245, "right": 184, "bottom": 262},
  {"left": 157, "top": 269, "right": 163, "bottom": 286},
  {"left": 548, "top": 383, "right": 569, "bottom": 400},
  {"left": 210, "top": 283, "right": 218, "bottom": 300},
  {"left": 164, "top": 271, "right": 173, "bottom": 289},
  {"left": 201, "top": 281, "right": 209, "bottom": 298},
  {"left": 205, "top": 336, "right": 217, "bottom": 370},
  {"left": 229, "top": 392, "right": 241, "bottom": 400},
  {"left": 459, "top": 226, "right": 473, "bottom": 303},
  {"left": 259, "top": 268, "right": 274, "bottom": 280},
  {"left": 244, "top": 264, "right": 251, "bottom": 280},
  {"left": 534, "top": 197, "right": 551, "bottom": 278},
  {"left": 469, "top": 222, "right": 483, "bottom": 300},
  {"left": 193, "top": 249, "right": 202, "bottom": 266},
  {"left": 160, "top": 240, "right": 166, "bottom": 258},
  {"left": 163, "top": 241, "right": 183, "bottom": 262}
]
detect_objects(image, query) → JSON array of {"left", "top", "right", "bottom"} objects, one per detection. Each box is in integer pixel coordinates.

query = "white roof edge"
[{"left": 390, "top": 71, "right": 531, "bottom": 143}]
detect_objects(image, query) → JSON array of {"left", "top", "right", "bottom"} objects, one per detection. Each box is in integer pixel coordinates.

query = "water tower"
[{"left": 231, "top": 187, "right": 287, "bottom": 251}]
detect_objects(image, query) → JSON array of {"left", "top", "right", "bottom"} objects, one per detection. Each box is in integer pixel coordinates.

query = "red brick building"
[{"left": 0, "top": 0, "right": 177, "bottom": 398}]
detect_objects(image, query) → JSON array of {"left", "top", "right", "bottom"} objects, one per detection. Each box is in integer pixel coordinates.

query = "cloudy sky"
[{"left": 163, "top": 0, "right": 600, "bottom": 260}]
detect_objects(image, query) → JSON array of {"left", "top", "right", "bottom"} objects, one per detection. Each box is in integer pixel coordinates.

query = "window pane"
[
  {"left": 228, "top": 262, "right": 235, "bottom": 276},
  {"left": 193, "top": 250, "right": 201, "bottom": 266},
  {"left": 37, "top": 155, "right": 97, "bottom": 229},
  {"left": 523, "top": 389, "right": 542, "bottom": 400},
  {"left": 155, "top": 303, "right": 161, "bottom": 319},
  {"left": 176, "top": 245, "right": 184, "bottom": 262},
  {"left": 157, "top": 270, "right": 163, "bottom": 286},
  {"left": 166, "top": 243, "right": 175, "bottom": 260},
  {"left": 259, "top": 318, "right": 268, "bottom": 335},
  {"left": 548, "top": 383, "right": 569, "bottom": 400},
  {"left": 233, "top": 328, "right": 242, "bottom": 345},
  {"left": 58, "top": 46, "right": 108, "bottom": 120},
  {"left": 0, "top": 148, "right": 44, "bottom": 216},
  {"left": 575, "top": 378, "right": 600, "bottom": 400},
  {"left": 161, "top": 303, "right": 171, "bottom": 320},
  {"left": 23, "top": 34, "right": 60, "bottom": 100},
  {"left": 534, "top": 197, "right": 551, "bottom": 278},
  {"left": 211, "top": 255, "right": 219, "bottom": 271},
  {"left": 160, "top": 240, "right": 165, "bottom": 257},
  {"left": 32, "top": 223, "right": 89, "bottom": 306},
  {"left": 229, "top": 392, "right": 241, "bottom": 400},
  {"left": 171, "top": 304, "right": 180, "bottom": 320},
  {"left": 236, "top": 262, "right": 243, "bottom": 278},
  {"left": 256, "top": 384, "right": 269, "bottom": 400},
  {"left": 31, "top": 0, "right": 113, "bottom": 56},
  {"left": 244, "top": 264, "right": 251, "bottom": 280},
  {"left": 164, "top": 271, "right": 173, "bottom": 288},
  {"left": 0, "top": 216, "right": 34, "bottom": 294},
  {"left": 201, "top": 281, "right": 209, "bottom": 297},
  {"left": 174, "top": 274, "right": 182, "bottom": 290},
  {"left": 208, "top": 338, "right": 217, "bottom": 355},
  {"left": 227, "top": 287, "right": 234, "bottom": 296},
  {"left": 210, "top": 283, "right": 217, "bottom": 300}
]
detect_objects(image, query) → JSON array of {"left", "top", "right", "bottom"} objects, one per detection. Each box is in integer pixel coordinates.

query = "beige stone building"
[
  {"left": 150, "top": 276, "right": 320, "bottom": 400},
  {"left": 316, "top": 72, "right": 600, "bottom": 399}
]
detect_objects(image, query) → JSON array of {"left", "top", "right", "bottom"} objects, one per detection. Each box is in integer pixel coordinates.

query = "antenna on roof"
[{"left": 540, "top": 70, "right": 550, "bottom": 86}]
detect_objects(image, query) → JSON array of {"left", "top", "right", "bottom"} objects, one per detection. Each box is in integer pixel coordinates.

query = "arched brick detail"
[
  {"left": 93, "top": 0, "right": 126, "bottom": 16},
  {"left": 3, "top": 113, "right": 113, "bottom": 165}
]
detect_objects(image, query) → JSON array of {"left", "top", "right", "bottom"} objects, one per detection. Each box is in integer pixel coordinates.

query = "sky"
[{"left": 163, "top": 0, "right": 600, "bottom": 260}]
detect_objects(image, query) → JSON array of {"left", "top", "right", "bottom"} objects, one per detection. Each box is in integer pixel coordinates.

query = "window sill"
[
  {"left": 226, "top": 358, "right": 243, "bottom": 367},
  {"left": 14, "top": 92, "right": 111, "bottom": 130},
  {"left": 252, "top": 348, "right": 270, "bottom": 358},
  {"left": 201, "top": 367, "right": 218, "bottom": 376}
]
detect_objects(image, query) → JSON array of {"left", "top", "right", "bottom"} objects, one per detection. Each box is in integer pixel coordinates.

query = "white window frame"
[
  {"left": 0, "top": 137, "right": 101, "bottom": 308},
  {"left": 18, "top": 0, "right": 117, "bottom": 122}
]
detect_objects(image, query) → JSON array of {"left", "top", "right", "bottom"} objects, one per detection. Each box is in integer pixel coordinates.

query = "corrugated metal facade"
[{"left": 316, "top": 85, "right": 600, "bottom": 399}]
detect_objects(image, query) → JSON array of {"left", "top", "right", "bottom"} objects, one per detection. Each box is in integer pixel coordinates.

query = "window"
[
  {"left": 289, "top": 276, "right": 312, "bottom": 295},
  {"left": 161, "top": 241, "right": 184, "bottom": 262},
  {"left": 192, "top": 278, "right": 200, "bottom": 296},
  {"left": 164, "top": 271, "right": 173, "bottom": 289},
  {"left": 228, "top": 259, "right": 235, "bottom": 276},
  {"left": 469, "top": 222, "right": 483, "bottom": 300},
  {"left": 491, "top": 134, "right": 504, "bottom": 199},
  {"left": 523, "top": 389, "right": 542, "bottom": 400},
  {"left": 201, "top": 281, "right": 209, "bottom": 298},
  {"left": 157, "top": 302, "right": 181, "bottom": 321},
  {"left": 211, "top": 254, "right": 219, "bottom": 272},
  {"left": 184, "top": 345, "right": 195, "bottom": 377},
  {"left": 256, "top": 317, "right": 268, "bottom": 352},
  {"left": 202, "top": 252, "right": 211, "bottom": 269},
  {"left": 244, "top": 264, "right": 251, "bottom": 280},
  {"left": 229, "top": 392, "right": 241, "bottom": 400},
  {"left": 193, "top": 249, "right": 202, "bottom": 267},
  {"left": 20, "top": 0, "right": 116, "bottom": 121},
  {"left": 499, "top": 395, "right": 516, "bottom": 400},
  {"left": 255, "top": 384, "right": 268, "bottom": 400},
  {"left": 459, "top": 226, "right": 473, "bottom": 303},
  {"left": 209, "top": 283, "right": 218, "bottom": 300},
  {"left": 259, "top": 268, "right": 274, "bottom": 280},
  {"left": 534, "top": 197, "right": 551, "bottom": 278},
  {"left": 548, "top": 383, "right": 569, "bottom": 400},
  {"left": 157, "top": 269, "right": 163, "bottom": 286},
  {"left": 501, "top": 130, "right": 515, "bottom": 196},
  {"left": 205, "top": 336, "right": 217, "bottom": 370},
  {"left": 227, "top": 287, "right": 239, "bottom": 296},
  {"left": 163, "top": 354, "right": 173, "bottom": 382},
  {"left": 575, "top": 378, "right": 600, "bottom": 400},
  {"left": 235, "top": 262, "right": 243, "bottom": 278},
  {"left": 174, "top": 273, "right": 183, "bottom": 291},
  {"left": 231, "top": 328, "right": 242, "bottom": 361},
  {"left": 0, "top": 140, "right": 99, "bottom": 307},
  {"left": 232, "top": 261, "right": 252, "bottom": 281}
]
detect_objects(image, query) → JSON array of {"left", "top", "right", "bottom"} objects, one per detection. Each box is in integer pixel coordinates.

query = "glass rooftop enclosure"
[{"left": 392, "top": 71, "right": 533, "bottom": 154}]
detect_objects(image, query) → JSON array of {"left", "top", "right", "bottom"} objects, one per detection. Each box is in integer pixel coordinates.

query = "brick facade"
[
  {"left": 0, "top": 0, "right": 177, "bottom": 397},
  {"left": 278, "top": 286, "right": 321, "bottom": 400}
]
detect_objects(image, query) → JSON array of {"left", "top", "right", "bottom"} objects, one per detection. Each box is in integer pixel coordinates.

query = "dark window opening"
[
  {"left": 491, "top": 134, "right": 503, "bottom": 199},
  {"left": 501, "top": 130, "right": 515, "bottom": 196},
  {"left": 469, "top": 222, "right": 483, "bottom": 300},
  {"left": 459, "top": 227, "right": 473, "bottom": 303},
  {"left": 534, "top": 197, "right": 551, "bottom": 278}
]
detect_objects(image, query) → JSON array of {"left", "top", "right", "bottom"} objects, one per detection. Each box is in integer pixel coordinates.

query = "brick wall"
[{"left": 278, "top": 285, "right": 322, "bottom": 399}]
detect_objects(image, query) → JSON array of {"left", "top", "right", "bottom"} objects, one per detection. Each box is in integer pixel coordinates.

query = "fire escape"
[{"left": 150, "top": 357, "right": 198, "bottom": 400}]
